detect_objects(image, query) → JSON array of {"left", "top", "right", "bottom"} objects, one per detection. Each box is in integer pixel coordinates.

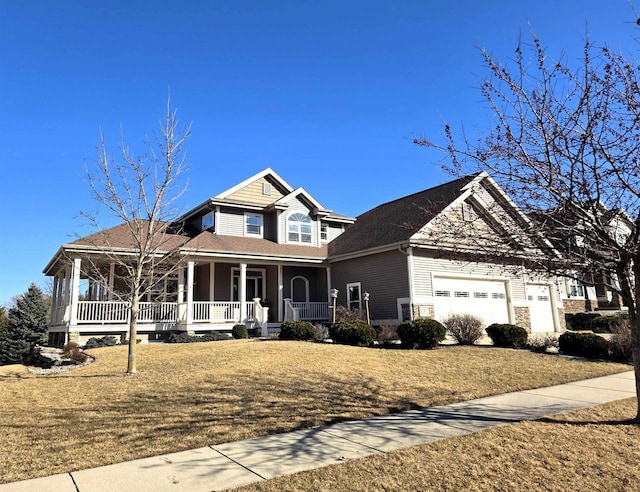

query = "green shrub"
[
  {"left": 231, "top": 324, "right": 248, "bottom": 339},
  {"left": 558, "top": 331, "right": 610, "bottom": 359},
  {"left": 485, "top": 323, "right": 528, "bottom": 348},
  {"left": 564, "top": 312, "right": 599, "bottom": 331},
  {"left": 443, "top": 313, "right": 484, "bottom": 345},
  {"left": 329, "top": 318, "right": 376, "bottom": 346},
  {"left": 84, "top": 335, "right": 119, "bottom": 349},
  {"left": 397, "top": 318, "right": 446, "bottom": 349},
  {"left": 165, "top": 332, "right": 229, "bottom": 343},
  {"left": 590, "top": 316, "right": 623, "bottom": 334},
  {"left": 279, "top": 320, "right": 316, "bottom": 340}
]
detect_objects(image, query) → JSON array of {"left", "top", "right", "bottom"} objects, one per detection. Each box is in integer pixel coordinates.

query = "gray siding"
[
  {"left": 412, "top": 251, "right": 527, "bottom": 302},
  {"left": 331, "top": 250, "right": 409, "bottom": 320},
  {"left": 326, "top": 223, "right": 344, "bottom": 242},
  {"left": 218, "top": 209, "right": 245, "bottom": 236}
]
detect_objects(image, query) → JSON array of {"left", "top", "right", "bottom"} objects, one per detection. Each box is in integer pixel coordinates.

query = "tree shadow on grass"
[{"left": 537, "top": 416, "right": 639, "bottom": 427}]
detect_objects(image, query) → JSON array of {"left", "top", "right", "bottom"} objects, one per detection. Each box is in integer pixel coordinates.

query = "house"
[
  {"left": 43, "top": 168, "right": 355, "bottom": 345},
  {"left": 533, "top": 203, "right": 632, "bottom": 315},
  {"left": 43, "top": 169, "right": 565, "bottom": 346},
  {"left": 328, "top": 172, "right": 566, "bottom": 333}
]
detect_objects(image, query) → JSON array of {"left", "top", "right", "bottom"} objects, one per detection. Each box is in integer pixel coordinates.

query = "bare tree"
[
  {"left": 80, "top": 97, "right": 191, "bottom": 374},
  {"left": 416, "top": 27, "right": 640, "bottom": 419}
]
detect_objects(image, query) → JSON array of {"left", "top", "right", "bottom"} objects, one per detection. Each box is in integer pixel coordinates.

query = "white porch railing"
[
  {"left": 191, "top": 301, "right": 255, "bottom": 323},
  {"left": 284, "top": 300, "right": 330, "bottom": 321},
  {"left": 77, "top": 301, "right": 128, "bottom": 323},
  {"left": 70, "top": 300, "right": 327, "bottom": 325},
  {"left": 138, "top": 302, "right": 178, "bottom": 323}
]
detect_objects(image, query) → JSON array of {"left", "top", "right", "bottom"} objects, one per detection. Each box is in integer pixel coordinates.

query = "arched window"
[
  {"left": 291, "top": 276, "right": 309, "bottom": 303},
  {"left": 288, "top": 213, "right": 312, "bottom": 243}
]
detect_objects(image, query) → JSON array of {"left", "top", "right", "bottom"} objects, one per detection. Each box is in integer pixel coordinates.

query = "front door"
[{"left": 232, "top": 269, "right": 265, "bottom": 301}]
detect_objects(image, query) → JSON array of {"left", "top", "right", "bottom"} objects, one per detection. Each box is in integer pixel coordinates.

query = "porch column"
[
  {"left": 108, "top": 262, "right": 115, "bottom": 301},
  {"left": 277, "top": 264, "right": 283, "bottom": 322},
  {"left": 239, "top": 263, "right": 247, "bottom": 322},
  {"left": 69, "top": 258, "right": 81, "bottom": 326},
  {"left": 209, "top": 262, "right": 215, "bottom": 301},
  {"left": 406, "top": 247, "right": 415, "bottom": 320},
  {"left": 51, "top": 275, "right": 59, "bottom": 324},
  {"left": 178, "top": 267, "right": 185, "bottom": 303},
  {"left": 186, "top": 261, "right": 194, "bottom": 324}
]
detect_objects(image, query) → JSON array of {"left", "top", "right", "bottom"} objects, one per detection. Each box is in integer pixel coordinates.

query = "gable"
[
  {"left": 223, "top": 176, "right": 289, "bottom": 205},
  {"left": 413, "top": 178, "right": 547, "bottom": 256}
]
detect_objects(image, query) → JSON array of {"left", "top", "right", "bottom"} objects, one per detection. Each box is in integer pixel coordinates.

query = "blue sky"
[{"left": 0, "top": 0, "right": 636, "bottom": 305}]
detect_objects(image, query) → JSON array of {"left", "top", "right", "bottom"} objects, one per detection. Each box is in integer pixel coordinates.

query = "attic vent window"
[
  {"left": 262, "top": 182, "right": 272, "bottom": 196},
  {"left": 462, "top": 202, "right": 473, "bottom": 222}
]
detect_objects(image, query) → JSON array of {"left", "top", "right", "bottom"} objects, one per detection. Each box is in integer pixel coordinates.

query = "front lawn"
[
  {"left": 0, "top": 340, "right": 630, "bottom": 484},
  {"left": 232, "top": 397, "right": 640, "bottom": 491}
]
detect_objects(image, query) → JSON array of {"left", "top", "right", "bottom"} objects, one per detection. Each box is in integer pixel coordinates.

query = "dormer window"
[
  {"left": 245, "top": 213, "right": 263, "bottom": 237},
  {"left": 288, "top": 213, "right": 312, "bottom": 243},
  {"left": 201, "top": 211, "right": 214, "bottom": 231}
]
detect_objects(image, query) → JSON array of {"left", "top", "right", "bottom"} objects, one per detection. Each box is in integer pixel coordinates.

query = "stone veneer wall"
[
  {"left": 563, "top": 299, "right": 593, "bottom": 314},
  {"left": 514, "top": 306, "right": 531, "bottom": 332},
  {"left": 412, "top": 304, "right": 434, "bottom": 319}
]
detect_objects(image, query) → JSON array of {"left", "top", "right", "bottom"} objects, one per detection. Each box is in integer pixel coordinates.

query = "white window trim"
[
  {"left": 287, "top": 212, "right": 313, "bottom": 244},
  {"left": 320, "top": 222, "right": 328, "bottom": 242},
  {"left": 346, "top": 282, "right": 362, "bottom": 311},
  {"left": 290, "top": 276, "right": 310, "bottom": 303},
  {"left": 202, "top": 211, "right": 214, "bottom": 231},
  {"left": 244, "top": 212, "right": 263, "bottom": 237}
]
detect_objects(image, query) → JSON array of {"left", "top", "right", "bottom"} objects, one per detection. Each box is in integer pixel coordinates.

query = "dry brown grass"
[
  {"left": 233, "top": 398, "right": 640, "bottom": 492},
  {"left": 0, "top": 340, "right": 630, "bottom": 484}
]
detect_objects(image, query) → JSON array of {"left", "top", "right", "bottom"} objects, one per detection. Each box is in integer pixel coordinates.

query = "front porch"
[{"left": 48, "top": 256, "right": 333, "bottom": 343}]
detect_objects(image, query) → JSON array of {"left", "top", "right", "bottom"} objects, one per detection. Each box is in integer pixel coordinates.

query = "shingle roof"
[
  {"left": 69, "top": 220, "right": 190, "bottom": 252},
  {"left": 328, "top": 174, "right": 479, "bottom": 257},
  {"left": 184, "top": 232, "right": 327, "bottom": 259}
]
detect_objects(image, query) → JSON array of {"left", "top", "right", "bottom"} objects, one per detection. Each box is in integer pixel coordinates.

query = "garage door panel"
[
  {"left": 432, "top": 277, "right": 509, "bottom": 327},
  {"left": 526, "top": 284, "right": 554, "bottom": 332}
]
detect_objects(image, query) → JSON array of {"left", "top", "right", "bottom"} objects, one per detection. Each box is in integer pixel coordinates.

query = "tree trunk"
[{"left": 127, "top": 295, "right": 138, "bottom": 375}]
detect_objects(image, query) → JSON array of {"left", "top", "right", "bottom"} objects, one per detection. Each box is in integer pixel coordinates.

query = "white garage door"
[
  {"left": 526, "top": 284, "right": 555, "bottom": 333},
  {"left": 432, "top": 277, "right": 510, "bottom": 326}
]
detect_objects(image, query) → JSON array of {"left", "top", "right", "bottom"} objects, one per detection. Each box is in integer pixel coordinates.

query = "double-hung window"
[
  {"left": 245, "top": 213, "right": 263, "bottom": 237},
  {"left": 288, "top": 213, "right": 312, "bottom": 243}
]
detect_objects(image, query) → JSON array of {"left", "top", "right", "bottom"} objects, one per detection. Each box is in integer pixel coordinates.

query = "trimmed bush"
[
  {"left": 329, "top": 318, "right": 376, "bottom": 347},
  {"left": 397, "top": 318, "right": 446, "bottom": 349},
  {"left": 165, "top": 332, "right": 229, "bottom": 343},
  {"left": 84, "top": 335, "right": 119, "bottom": 349},
  {"left": 558, "top": 331, "right": 610, "bottom": 359},
  {"left": 486, "top": 323, "right": 528, "bottom": 348},
  {"left": 590, "top": 316, "right": 624, "bottom": 334},
  {"left": 564, "top": 312, "right": 599, "bottom": 331},
  {"left": 231, "top": 324, "right": 248, "bottom": 339},
  {"left": 443, "top": 313, "right": 484, "bottom": 345},
  {"left": 279, "top": 320, "right": 316, "bottom": 340}
]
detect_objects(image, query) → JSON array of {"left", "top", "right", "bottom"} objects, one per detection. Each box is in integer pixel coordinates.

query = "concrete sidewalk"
[{"left": 2, "top": 371, "right": 635, "bottom": 492}]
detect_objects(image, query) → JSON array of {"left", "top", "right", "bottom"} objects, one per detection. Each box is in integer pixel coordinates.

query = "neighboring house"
[
  {"left": 328, "top": 172, "right": 566, "bottom": 333},
  {"left": 535, "top": 203, "right": 632, "bottom": 315},
  {"left": 43, "top": 168, "right": 355, "bottom": 345},
  {"left": 44, "top": 169, "right": 566, "bottom": 346}
]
